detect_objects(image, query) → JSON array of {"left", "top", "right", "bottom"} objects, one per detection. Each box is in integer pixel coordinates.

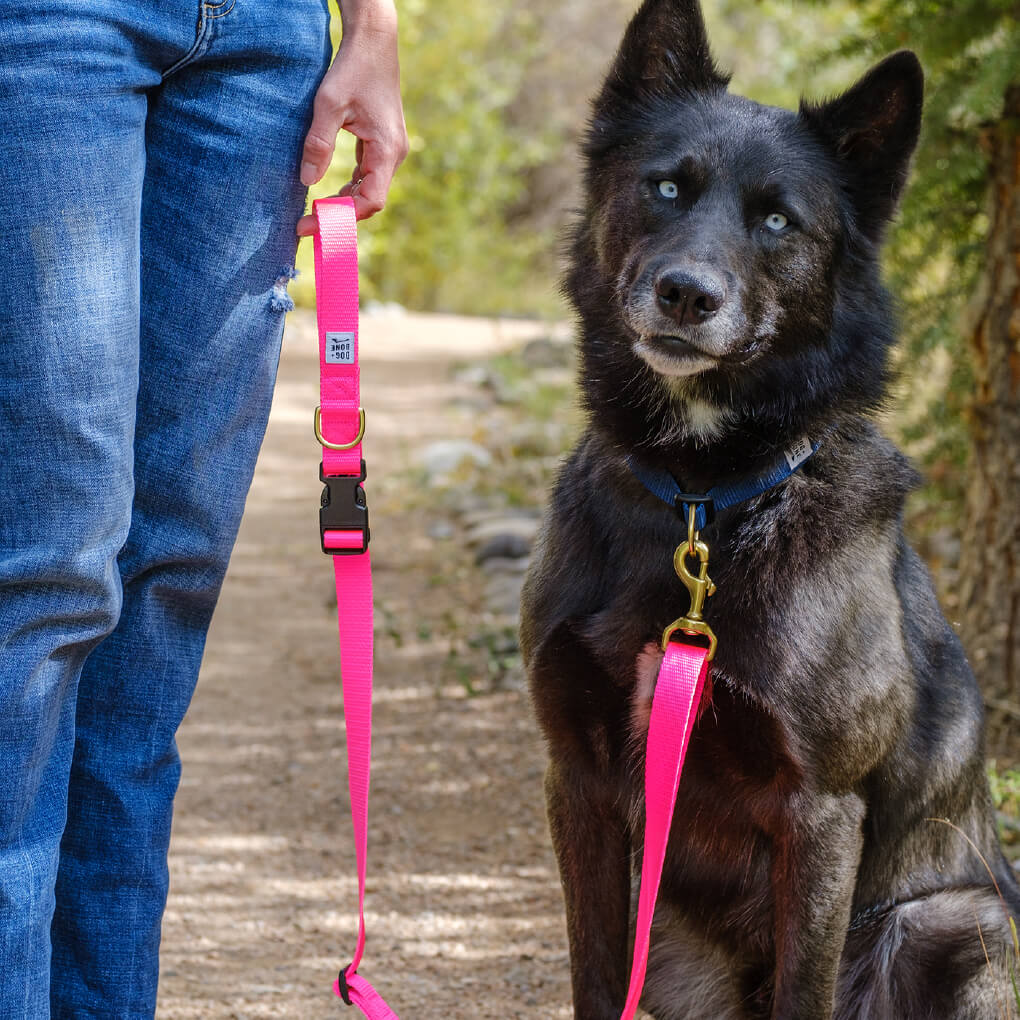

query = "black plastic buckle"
[
  {"left": 320, "top": 460, "right": 370, "bottom": 555},
  {"left": 336, "top": 966, "right": 354, "bottom": 1005},
  {"left": 673, "top": 491, "right": 715, "bottom": 527}
]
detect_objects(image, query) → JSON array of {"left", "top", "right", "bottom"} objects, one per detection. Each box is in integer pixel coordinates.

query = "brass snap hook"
[
  {"left": 673, "top": 539, "right": 716, "bottom": 624},
  {"left": 661, "top": 537, "right": 718, "bottom": 659}
]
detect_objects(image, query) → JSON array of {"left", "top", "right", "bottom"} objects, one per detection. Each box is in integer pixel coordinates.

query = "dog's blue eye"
[
  {"left": 764, "top": 212, "right": 788, "bottom": 232},
  {"left": 657, "top": 180, "right": 679, "bottom": 199}
]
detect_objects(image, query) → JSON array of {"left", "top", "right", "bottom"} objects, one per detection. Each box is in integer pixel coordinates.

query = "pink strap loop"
[
  {"left": 335, "top": 973, "right": 401, "bottom": 1019},
  {"left": 314, "top": 197, "right": 397, "bottom": 1018},
  {"left": 620, "top": 641, "right": 710, "bottom": 1020},
  {"left": 315, "top": 196, "right": 363, "bottom": 479}
]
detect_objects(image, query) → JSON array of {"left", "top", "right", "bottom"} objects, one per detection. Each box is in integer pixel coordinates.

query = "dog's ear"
[
  {"left": 594, "top": 0, "right": 729, "bottom": 116},
  {"left": 800, "top": 51, "right": 924, "bottom": 240}
]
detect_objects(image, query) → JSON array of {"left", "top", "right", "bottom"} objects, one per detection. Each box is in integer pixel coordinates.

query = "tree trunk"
[{"left": 959, "top": 84, "right": 1020, "bottom": 763}]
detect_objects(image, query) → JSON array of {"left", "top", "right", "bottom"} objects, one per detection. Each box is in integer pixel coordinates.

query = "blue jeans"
[{"left": 0, "top": 1, "right": 330, "bottom": 1015}]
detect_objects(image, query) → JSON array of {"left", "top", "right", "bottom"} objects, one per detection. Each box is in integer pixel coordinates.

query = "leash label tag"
[
  {"left": 326, "top": 331, "right": 355, "bottom": 365},
  {"left": 783, "top": 435, "right": 812, "bottom": 471}
]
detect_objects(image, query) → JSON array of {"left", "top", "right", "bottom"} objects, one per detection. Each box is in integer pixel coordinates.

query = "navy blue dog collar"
[{"left": 627, "top": 434, "right": 820, "bottom": 530}]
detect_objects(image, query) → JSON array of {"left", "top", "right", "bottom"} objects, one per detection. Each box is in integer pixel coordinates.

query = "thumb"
[{"left": 301, "top": 90, "right": 349, "bottom": 187}]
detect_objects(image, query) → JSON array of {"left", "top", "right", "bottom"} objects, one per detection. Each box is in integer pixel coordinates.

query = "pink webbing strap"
[
  {"left": 620, "top": 641, "right": 710, "bottom": 1020},
  {"left": 313, "top": 196, "right": 397, "bottom": 1018}
]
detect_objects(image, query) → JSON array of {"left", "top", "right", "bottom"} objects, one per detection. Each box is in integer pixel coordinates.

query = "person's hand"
[{"left": 296, "top": 1, "right": 408, "bottom": 234}]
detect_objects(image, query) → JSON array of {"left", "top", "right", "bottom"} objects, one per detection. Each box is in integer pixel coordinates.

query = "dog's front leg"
[
  {"left": 546, "top": 758, "right": 632, "bottom": 1019},
  {"left": 770, "top": 792, "right": 865, "bottom": 1020}
]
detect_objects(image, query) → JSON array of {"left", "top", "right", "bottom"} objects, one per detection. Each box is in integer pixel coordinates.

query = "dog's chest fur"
[
  {"left": 629, "top": 667, "right": 797, "bottom": 949},
  {"left": 525, "top": 423, "right": 920, "bottom": 949},
  {"left": 534, "top": 421, "right": 916, "bottom": 759}
]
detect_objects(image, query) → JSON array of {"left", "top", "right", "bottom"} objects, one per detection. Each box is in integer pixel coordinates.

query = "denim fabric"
[{"left": 0, "top": 1, "right": 330, "bottom": 1014}]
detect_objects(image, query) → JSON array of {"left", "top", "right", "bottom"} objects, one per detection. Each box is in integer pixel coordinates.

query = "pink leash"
[
  {"left": 620, "top": 641, "right": 710, "bottom": 1020},
  {"left": 311, "top": 195, "right": 710, "bottom": 1018},
  {"left": 313, "top": 196, "right": 398, "bottom": 1018}
]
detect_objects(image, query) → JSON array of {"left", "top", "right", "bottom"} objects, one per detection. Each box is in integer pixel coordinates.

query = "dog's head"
[{"left": 570, "top": 0, "right": 923, "bottom": 450}]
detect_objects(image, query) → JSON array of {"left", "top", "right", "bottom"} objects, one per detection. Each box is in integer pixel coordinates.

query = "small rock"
[
  {"left": 476, "top": 534, "right": 533, "bottom": 564},
  {"left": 461, "top": 506, "right": 541, "bottom": 529},
  {"left": 427, "top": 520, "right": 455, "bottom": 540},
  {"left": 506, "top": 422, "right": 569, "bottom": 456},
  {"left": 453, "top": 364, "right": 494, "bottom": 387},
  {"left": 447, "top": 395, "right": 494, "bottom": 414},
  {"left": 420, "top": 439, "right": 492, "bottom": 477},
  {"left": 449, "top": 493, "right": 494, "bottom": 516},
  {"left": 467, "top": 515, "right": 541, "bottom": 546},
  {"left": 485, "top": 573, "right": 526, "bottom": 617},
  {"left": 480, "top": 555, "right": 531, "bottom": 575},
  {"left": 521, "top": 336, "right": 572, "bottom": 368}
]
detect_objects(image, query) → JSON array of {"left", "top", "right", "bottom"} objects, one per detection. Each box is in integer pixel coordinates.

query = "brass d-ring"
[{"left": 314, "top": 406, "right": 366, "bottom": 450}]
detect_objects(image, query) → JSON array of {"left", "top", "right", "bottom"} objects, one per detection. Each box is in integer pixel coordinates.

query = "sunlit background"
[{"left": 296, "top": 0, "right": 1014, "bottom": 514}]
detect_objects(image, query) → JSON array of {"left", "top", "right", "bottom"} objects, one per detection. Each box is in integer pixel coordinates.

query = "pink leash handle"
[
  {"left": 314, "top": 196, "right": 398, "bottom": 1019},
  {"left": 620, "top": 641, "right": 710, "bottom": 1020}
]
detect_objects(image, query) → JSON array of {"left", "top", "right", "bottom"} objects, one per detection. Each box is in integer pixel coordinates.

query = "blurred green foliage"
[
  {"left": 804, "top": 0, "right": 1019, "bottom": 518},
  {"left": 989, "top": 762, "right": 1020, "bottom": 857},
  {"left": 293, "top": 0, "right": 559, "bottom": 315}
]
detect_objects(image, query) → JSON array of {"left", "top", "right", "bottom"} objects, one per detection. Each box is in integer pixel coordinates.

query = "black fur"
[{"left": 521, "top": 2, "right": 1020, "bottom": 1017}]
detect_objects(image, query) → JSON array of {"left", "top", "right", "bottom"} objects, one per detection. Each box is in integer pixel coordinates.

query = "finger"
[
  {"left": 295, "top": 212, "right": 318, "bottom": 237},
  {"left": 295, "top": 154, "right": 365, "bottom": 237},
  {"left": 349, "top": 134, "right": 407, "bottom": 220},
  {"left": 336, "top": 160, "right": 363, "bottom": 197},
  {"left": 341, "top": 141, "right": 365, "bottom": 196},
  {"left": 350, "top": 171, "right": 390, "bottom": 220},
  {"left": 300, "top": 90, "right": 350, "bottom": 187}
]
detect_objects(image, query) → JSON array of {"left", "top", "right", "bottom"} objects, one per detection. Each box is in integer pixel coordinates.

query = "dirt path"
[{"left": 158, "top": 310, "right": 575, "bottom": 1019}]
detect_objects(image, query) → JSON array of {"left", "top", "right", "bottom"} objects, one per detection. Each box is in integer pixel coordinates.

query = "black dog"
[{"left": 520, "top": 1, "right": 1020, "bottom": 1016}]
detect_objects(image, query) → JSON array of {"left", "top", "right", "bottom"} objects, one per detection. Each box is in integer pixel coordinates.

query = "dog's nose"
[{"left": 654, "top": 270, "right": 725, "bottom": 325}]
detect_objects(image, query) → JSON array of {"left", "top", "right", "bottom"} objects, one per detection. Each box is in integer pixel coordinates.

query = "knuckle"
[
  {"left": 303, "top": 132, "right": 334, "bottom": 159},
  {"left": 314, "top": 82, "right": 342, "bottom": 111},
  {"left": 379, "top": 136, "right": 406, "bottom": 164}
]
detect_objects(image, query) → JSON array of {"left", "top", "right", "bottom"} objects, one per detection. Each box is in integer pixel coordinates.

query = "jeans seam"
[
  {"left": 160, "top": 2, "right": 210, "bottom": 80},
  {"left": 205, "top": 0, "right": 235, "bottom": 20}
]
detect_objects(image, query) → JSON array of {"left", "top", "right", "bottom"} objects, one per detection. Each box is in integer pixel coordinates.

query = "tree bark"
[{"left": 959, "top": 84, "right": 1020, "bottom": 762}]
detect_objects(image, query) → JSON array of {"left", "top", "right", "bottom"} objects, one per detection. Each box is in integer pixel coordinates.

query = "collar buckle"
[{"left": 319, "top": 460, "right": 370, "bottom": 555}]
